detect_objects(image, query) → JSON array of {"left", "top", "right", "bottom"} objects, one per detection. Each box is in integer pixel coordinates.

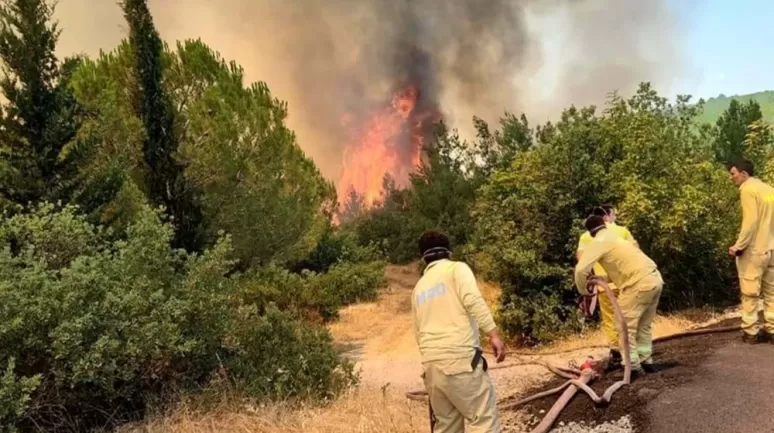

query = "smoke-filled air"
[
  {"left": 9, "top": 0, "right": 771, "bottom": 430},
  {"left": 54, "top": 0, "right": 682, "bottom": 207}
]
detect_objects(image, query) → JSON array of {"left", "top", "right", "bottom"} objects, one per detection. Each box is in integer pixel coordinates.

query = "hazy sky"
[
  {"left": 52, "top": 0, "right": 772, "bottom": 103},
  {"left": 671, "top": 0, "right": 774, "bottom": 100},
  {"left": 46, "top": 0, "right": 773, "bottom": 182}
]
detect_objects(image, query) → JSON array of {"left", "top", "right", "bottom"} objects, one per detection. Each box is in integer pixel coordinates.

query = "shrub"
[
  {"left": 497, "top": 293, "right": 584, "bottom": 345},
  {"left": 240, "top": 260, "right": 386, "bottom": 323},
  {"left": 309, "top": 261, "right": 386, "bottom": 308},
  {"left": 293, "top": 225, "right": 383, "bottom": 273},
  {"left": 0, "top": 359, "right": 40, "bottom": 433},
  {"left": 0, "top": 203, "right": 357, "bottom": 432}
]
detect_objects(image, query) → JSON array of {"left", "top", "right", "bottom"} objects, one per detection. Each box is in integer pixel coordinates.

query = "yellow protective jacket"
[
  {"left": 734, "top": 177, "right": 774, "bottom": 254},
  {"left": 411, "top": 259, "right": 497, "bottom": 364},
  {"left": 575, "top": 228, "right": 662, "bottom": 296},
  {"left": 577, "top": 222, "right": 637, "bottom": 280}
]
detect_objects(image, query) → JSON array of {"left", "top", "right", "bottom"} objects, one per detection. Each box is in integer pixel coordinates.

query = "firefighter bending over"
[
  {"left": 574, "top": 215, "right": 663, "bottom": 377},
  {"left": 411, "top": 229, "right": 506, "bottom": 433},
  {"left": 576, "top": 204, "right": 639, "bottom": 371}
]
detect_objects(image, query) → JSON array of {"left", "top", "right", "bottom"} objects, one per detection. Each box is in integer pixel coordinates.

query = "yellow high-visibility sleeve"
[
  {"left": 453, "top": 262, "right": 497, "bottom": 334},
  {"left": 734, "top": 186, "right": 758, "bottom": 251},
  {"left": 574, "top": 235, "right": 612, "bottom": 295}
]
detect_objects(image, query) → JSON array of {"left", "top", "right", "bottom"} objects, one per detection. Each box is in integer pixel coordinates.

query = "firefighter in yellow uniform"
[
  {"left": 576, "top": 205, "right": 638, "bottom": 370},
  {"left": 575, "top": 215, "right": 663, "bottom": 376},
  {"left": 411, "top": 230, "right": 506, "bottom": 433},
  {"left": 727, "top": 158, "right": 774, "bottom": 343}
]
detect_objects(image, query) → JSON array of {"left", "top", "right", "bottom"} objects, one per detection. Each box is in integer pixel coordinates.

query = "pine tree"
[
  {"left": 0, "top": 0, "right": 80, "bottom": 208},
  {"left": 713, "top": 99, "right": 764, "bottom": 165},
  {"left": 121, "top": 0, "right": 203, "bottom": 251}
]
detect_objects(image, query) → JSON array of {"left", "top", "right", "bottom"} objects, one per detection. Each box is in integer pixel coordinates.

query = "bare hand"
[
  {"left": 489, "top": 334, "right": 506, "bottom": 363},
  {"left": 729, "top": 246, "right": 739, "bottom": 257}
]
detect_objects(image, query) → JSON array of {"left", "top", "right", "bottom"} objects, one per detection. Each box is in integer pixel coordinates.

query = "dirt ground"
[{"left": 511, "top": 318, "right": 753, "bottom": 432}]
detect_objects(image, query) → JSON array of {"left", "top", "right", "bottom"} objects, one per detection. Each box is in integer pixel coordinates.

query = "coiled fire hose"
[{"left": 405, "top": 278, "right": 739, "bottom": 432}]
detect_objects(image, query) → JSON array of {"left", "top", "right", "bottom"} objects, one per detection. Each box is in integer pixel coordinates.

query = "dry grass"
[
  {"left": 328, "top": 265, "right": 416, "bottom": 347},
  {"left": 119, "top": 387, "right": 429, "bottom": 433},
  {"left": 523, "top": 307, "right": 736, "bottom": 355},
  {"left": 120, "top": 263, "right": 740, "bottom": 433}
]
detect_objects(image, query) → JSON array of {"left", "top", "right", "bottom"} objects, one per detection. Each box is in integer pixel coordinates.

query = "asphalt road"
[{"left": 644, "top": 339, "right": 774, "bottom": 433}]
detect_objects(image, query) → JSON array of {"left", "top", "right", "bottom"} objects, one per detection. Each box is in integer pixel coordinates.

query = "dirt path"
[{"left": 328, "top": 264, "right": 425, "bottom": 389}]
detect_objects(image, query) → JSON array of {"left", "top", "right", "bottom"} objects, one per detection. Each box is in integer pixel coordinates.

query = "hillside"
[{"left": 695, "top": 90, "right": 774, "bottom": 125}]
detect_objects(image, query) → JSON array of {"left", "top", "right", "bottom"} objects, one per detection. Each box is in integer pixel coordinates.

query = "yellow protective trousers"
[
  {"left": 736, "top": 250, "right": 774, "bottom": 335},
  {"left": 615, "top": 279, "right": 663, "bottom": 368},
  {"left": 596, "top": 283, "right": 621, "bottom": 350},
  {"left": 422, "top": 357, "right": 501, "bottom": 433}
]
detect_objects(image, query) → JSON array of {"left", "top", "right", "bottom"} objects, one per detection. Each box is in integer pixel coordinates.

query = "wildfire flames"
[{"left": 335, "top": 84, "right": 439, "bottom": 214}]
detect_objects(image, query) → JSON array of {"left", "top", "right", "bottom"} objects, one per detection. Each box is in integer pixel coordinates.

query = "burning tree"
[{"left": 335, "top": 83, "right": 441, "bottom": 216}]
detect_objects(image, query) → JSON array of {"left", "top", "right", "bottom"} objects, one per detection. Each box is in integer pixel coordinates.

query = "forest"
[{"left": 0, "top": 0, "right": 771, "bottom": 432}]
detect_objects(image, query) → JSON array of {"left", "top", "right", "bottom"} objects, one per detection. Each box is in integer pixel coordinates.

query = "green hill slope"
[{"left": 694, "top": 90, "right": 774, "bottom": 125}]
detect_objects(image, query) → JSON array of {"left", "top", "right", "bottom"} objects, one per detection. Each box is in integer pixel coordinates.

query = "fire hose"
[{"left": 405, "top": 278, "right": 740, "bottom": 432}]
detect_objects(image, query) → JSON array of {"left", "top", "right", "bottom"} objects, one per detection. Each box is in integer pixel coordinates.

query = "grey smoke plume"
[{"left": 53, "top": 0, "right": 685, "bottom": 184}]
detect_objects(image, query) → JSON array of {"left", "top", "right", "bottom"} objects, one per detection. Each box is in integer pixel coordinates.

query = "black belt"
[{"left": 471, "top": 347, "right": 488, "bottom": 372}]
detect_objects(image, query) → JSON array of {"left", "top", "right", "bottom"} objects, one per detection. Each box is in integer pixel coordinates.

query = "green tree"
[
  {"left": 604, "top": 85, "right": 737, "bottom": 310},
  {"left": 62, "top": 40, "right": 148, "bottom": 232},
  {"left": 0, "top": 0, "right": 81, "bottom": 209},
  {"left": 470, "top": 83, "right": 739, "bottom": 343},
  {"left": 121, "top": 0, "right": 203, "bottom": 251},
  {"left": 743, "top": 119, "right": 774, "bottom": 182},
  {"left": 408, "top": 124, "right": 480, "bottom": 250},
  {"left": 68, "top": 39, "right": 335, "bottom": 267},
  {"left": 350, "top": 174, "right": 420, "bottom": 263},
  {"left": 712, "top": 98, "right": 763, "bottom": 164},
  {"left": 338, "top": 187, "right": 366, "bottom": 224},
  {"left": 470, "top": 113, "right": 533, "bottom": 179},
  {"left": 469, "top": 105, "right": 609, "bottom": 343},
  {"left": 167, "top": 40, "right": 335, "bottom": 267}
]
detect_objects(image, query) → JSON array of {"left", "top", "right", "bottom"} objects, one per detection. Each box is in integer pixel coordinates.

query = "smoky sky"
[{"left": 53, "top": 0, "right": 688, "bottom": 182}]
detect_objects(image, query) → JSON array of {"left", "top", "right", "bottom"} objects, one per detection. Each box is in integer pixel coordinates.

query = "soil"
[{"left": 507, "top": 318, "right": 742, "bottom": 431}]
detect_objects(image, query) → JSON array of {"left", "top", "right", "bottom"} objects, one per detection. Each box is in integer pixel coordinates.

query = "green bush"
[
  {"left": 240, "top": 260, "right": 386, "bottom": 322},
  {"left": 293, "top": 224, "right": 383, "bottom": 273},
  {"left": 497, "top": 293, "right": 584, "bottom": 345},
  {"left": 352, "top": 205, "right": 424, "bottom": 264},
  {"left": 309, "top": 261, "right": 386, "bottom": 308},
  {"left": 0, "top": 359, "right": 40, "bottom": 433},
  {"left": 0, "top": 203, "right": 357, "bottom": 432}
]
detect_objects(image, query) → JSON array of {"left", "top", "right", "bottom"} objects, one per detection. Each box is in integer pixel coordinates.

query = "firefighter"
[
  {"left": 411, "top": 229, "right": 506, "bottom": 433},
  {"left": 575, "top": 215, "right": 663, "bottom": 376},
  {"left": 576, "top": 204, "right": 638, "bottom": 371},
  {"left": 727, "top": 158, "right": 774, "bottom": 343}
]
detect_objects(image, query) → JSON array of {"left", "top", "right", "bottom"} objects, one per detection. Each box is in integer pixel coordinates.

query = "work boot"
[
  {"left": 641, "top": 357, "right": 656, "bottom": 373},
  {"left": 605, "top": 349, "right": 622, "bottom": 372},
  {"left": 630, "top": 365, "right": 646, "bottom": 381},
  {"left": 742, "top": 330, "right": 768, "bottom": 344}
]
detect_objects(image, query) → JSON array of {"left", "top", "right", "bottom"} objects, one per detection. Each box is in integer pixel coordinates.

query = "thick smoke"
[{"left": 53, "top": 0, "right": 685, "bottom": 181}]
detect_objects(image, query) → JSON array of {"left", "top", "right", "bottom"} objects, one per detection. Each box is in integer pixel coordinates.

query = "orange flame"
[{"left": 336, "top": 85, "right": 435, "bottom": 213}]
